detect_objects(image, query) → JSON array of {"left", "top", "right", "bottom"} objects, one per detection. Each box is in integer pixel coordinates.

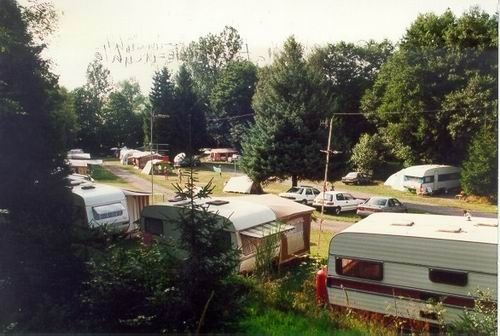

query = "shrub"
[{"left": 451, "top": 288, "right": 497, "bottom": 336}]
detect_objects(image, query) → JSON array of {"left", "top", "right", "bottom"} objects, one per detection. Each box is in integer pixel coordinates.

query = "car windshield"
[
  {"left": 286, "top": 187, "right": 302, "bottom": 193},
  {"left": 345, "top": 172, "right": 357, "bottom": 178},
  {"left": 367, "top": 198, "right": 387, "bottom": 206}
]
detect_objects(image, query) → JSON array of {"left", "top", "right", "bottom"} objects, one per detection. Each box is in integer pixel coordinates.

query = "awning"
[{"left": 240, "top": 222, "right": 295, "bottom": 238}]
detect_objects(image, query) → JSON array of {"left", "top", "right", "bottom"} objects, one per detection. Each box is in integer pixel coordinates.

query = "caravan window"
[
  {"left": 423, "top": 176, "right": 434, "bottom": 183},
  {"left": 438, "top": 173, "right": 460, "bottom": 182},
  {"left": 92, "top": 203, "right": 125, "bottom": 220},
  {"left": 144, "top": 217, "right": 164, "bottom": 235},
  {"left": 429, "top": 268, "right": 468, "bottom": 286},
  {"left": 404, "top": 175, "right": 424, "bottom": 183},
  {"left": 335, "top": 257, "right": 383, "bottom": 281}
]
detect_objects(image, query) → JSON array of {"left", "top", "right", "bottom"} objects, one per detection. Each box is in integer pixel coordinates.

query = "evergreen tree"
[
  {"left": 241, "top": 37, "right": 327, "bottom": 186},
  {"left": 148, "top": 67, "right": 174, "bottom": 152},
  {"left": 461, "top": 125, "right": 497, "bottom": 199},
  {"left": 0, "top": 0, "right": 85, "bottom": 331},
  {"left": 172, "top": 65, "right": 207, "bottom": 154}
]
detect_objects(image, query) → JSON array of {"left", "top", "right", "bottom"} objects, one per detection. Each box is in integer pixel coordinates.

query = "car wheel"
[
  {"left": 334, "top": 207, "right": 341, "bottom": 215},
  {"left": 301, "top": 199, "right": 308, "bottom": 204}
]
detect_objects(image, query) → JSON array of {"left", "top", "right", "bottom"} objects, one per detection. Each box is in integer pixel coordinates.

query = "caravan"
[
  {"left": 140, "top": 195, "right": 313, "bottom": 272},
  {"left": 324, "top": 213, "right": 497, "bottom": 324},
  {"left": 401, "top": 165, "right": 461, "bottom": 195},
  {"left": 72, "top": 182, "right": 130, "bottom": 231}
]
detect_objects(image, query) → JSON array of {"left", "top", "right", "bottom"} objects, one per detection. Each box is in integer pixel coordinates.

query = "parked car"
[
  {"left": 341, "top": 172, "right": 372, "bottom": 185},
  {"left": 312, "top": 191, "right": 365, "bottom": 215},
  {"left": 279, "top": 186, "right": 321, "bottom": 205},
  {"left": 356, "top": 197, "right": 407, "bottom": 217}
]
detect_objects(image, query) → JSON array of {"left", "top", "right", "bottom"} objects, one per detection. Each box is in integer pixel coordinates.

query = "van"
[
  {"left": 323, "top": 212, "right": 497, "bottom": 325},
  {"left": 402, "top": 165, "right": 460, "bottom": 195},
  {"left": 72, "top": 183, "right": 130, "bottom": 231}
]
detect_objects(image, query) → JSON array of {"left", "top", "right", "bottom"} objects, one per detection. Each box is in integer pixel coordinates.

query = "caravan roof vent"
[
  {"left": 391, "top": 221, "right": 414, "bottom": 227},
  {"left": 437, "top": 226, "right": 464, "bottom": 233},
  {"left": 206, "top": 200, "right": 229, "bottom": 206},
  {"left": 474, "top": 222, "right": 498, "bottom": 227}
]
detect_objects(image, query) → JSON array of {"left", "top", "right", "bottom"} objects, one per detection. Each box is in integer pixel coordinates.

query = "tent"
[
  {"left": 173, "top": 152, "right": 186, "bottom": 165},
  {"left": 141, "top": 159, "right": 168, "bottom": 175},
  {"left": 384, "top": 168, "right": 411, "bottom": 191},
  {"left": 223, "top": 175, "right": 262, "bottom": 194}
]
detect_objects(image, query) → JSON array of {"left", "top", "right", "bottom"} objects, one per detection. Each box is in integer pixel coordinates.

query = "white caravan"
[
  {"left": 326, "top": 213, "right": 497, "bottom": 325},
  {"left": 401, "top": 165, "right": 460, "bottom": 195},
  {"left": 72, "top": 182, "right": 130, "bottom": 231}
]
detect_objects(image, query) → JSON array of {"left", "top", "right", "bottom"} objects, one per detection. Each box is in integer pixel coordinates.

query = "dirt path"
[{"left": 104, "top": 162, "right": 175, "bottom": 201}]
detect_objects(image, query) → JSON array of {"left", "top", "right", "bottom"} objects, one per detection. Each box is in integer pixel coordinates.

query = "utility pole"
[
  {"left": 150, "top": 109, "right": 168, "bottom": 204},
  {"left": 318, "top": 117, "right": 336, "bottom": 252}
]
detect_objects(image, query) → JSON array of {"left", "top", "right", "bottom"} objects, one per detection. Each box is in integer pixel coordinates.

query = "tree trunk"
[{"left": 292, "top": 175, "right": 298, "bottom": 187}]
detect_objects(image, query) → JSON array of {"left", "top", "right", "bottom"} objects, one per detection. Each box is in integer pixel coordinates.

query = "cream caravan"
[
  {"left": 72, "top": 183, "right": 130, "bottom": 231},
  {"left": 325, "top": 213, "right": 497, "bottom": 324},
  {"left": 401, "top": 165, "right": 460, "bottom": 195}
]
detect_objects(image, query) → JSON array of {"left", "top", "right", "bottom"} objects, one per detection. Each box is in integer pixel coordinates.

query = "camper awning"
[{"left": 240, "top": 222, "right": 295, "bottom": 238}]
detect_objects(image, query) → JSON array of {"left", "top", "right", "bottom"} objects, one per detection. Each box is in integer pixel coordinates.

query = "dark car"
[
  {"left": 341, "top": 172, "right": 372, "bottom": 185},
  {"left": 356, "top": 197, "right": 407, "bottom": 217}
]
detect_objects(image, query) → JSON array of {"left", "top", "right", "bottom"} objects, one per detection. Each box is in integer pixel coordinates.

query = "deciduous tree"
[{"left": 361, "top": 8, "right": 497, "bottom": 166}]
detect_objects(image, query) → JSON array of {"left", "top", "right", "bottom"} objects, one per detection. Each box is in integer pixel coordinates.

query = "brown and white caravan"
[
  {"left": 325, "top": 213, "right": 497, "bottom": 324},
  {"left": 140, "top": 195, "right": 313, "bottom": 272}
]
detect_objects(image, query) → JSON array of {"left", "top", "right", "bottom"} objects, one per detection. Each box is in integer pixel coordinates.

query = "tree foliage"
[
  {"left": 73, "top": 58, "right": 114, "bottom": 153},
  {"left": 208, "top": 60, "right": 257, "bottom": 148},
  {"left": 172, "top": 65, "right": 207, "bottom": 154},
  {"left": 0, "top": 0, "right": 84, "bottom": 331},
  {"left": 100, "top": 80, "right": 145, "bottom": 149},
  {"left": 349, "top": 133, "right": 384, "bottom": 174},
  {"left": 241, "top": 37, "right": 327, "bottom": 186},
  {"left": 147, "top": 67, "right": 174, "bottom": 151},
  {"left": 460, "top": 125, "right": 497, "bottom": 198},
  {"left": 309, "top": 40, "right": 393, "bottom": 147},
  {"left": 180, "top": 26, "right": 242, "bottom": 99},
  {"left": 361, "top": 8, "right": 498, "bottom": 166}
]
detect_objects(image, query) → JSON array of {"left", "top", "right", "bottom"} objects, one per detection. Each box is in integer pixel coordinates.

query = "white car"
[
  {"left": 312, "top": 191, "right": 364, "bottom": 215},
  {"left": 279, "top": 186, "right": 321, "bottom": 205}
]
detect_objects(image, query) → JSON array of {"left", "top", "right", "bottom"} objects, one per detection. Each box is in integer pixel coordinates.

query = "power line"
[
  {"left": 207, "top": 113, "right": 254, "bottom": 122},
  {"left": 207, "top": 106, "right": 494, "bottom": 122}
]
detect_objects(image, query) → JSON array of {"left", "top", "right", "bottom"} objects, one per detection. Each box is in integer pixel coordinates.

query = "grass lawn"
[
  {"left": 104, "top": 160, "right": 497, "bottom": 213},
  {"left": 310, "top": 228, "right": 335, "bottom": 260},
  {"left": 240, "top": 304, "right": 362, "bottom": 336}
]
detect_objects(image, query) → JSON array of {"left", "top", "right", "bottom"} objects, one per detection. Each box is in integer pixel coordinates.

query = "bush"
[{"left": 451, "top": 289, "right": 497, "bottom": 336}]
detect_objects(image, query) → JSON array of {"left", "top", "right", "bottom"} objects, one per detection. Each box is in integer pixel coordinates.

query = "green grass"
[
  {"left": 239, "top": 304, "right": 360, "bottom": 336},
  {"left": 103, "top": 160, "right": 497, "bottom": 213},
  {"left": 91, "top": 165, "right": 123, "bottom": 182},
  {"left": 310, "top": 228, "right": 335, "bottom": 259}
]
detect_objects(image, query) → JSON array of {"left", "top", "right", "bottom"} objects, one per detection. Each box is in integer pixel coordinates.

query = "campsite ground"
[{"left": 102, "top": 160, "right": 497, "bottom": 217}]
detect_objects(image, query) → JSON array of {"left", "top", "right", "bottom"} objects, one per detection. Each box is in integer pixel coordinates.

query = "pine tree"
[
  {"left": 148, "top": 67, "right": 174, "bottom": 151},
  {"left": 240, "top": 37, "right": 327, "bottom": 186},
  {"left": 173, "top": 65, "right": 207, "bottom": 155},
  {"left": 0, "top": 0, "right": 85, "bottom": 331}
]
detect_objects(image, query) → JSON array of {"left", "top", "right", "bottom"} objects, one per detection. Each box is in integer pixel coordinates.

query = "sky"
[{"left": 21, "top": 0, "right": 498, "bottom": 93}]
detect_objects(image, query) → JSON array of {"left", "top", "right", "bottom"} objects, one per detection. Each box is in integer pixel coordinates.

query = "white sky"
[{"left": 22, "top": 0, "right": 498, "bottom": 93}]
